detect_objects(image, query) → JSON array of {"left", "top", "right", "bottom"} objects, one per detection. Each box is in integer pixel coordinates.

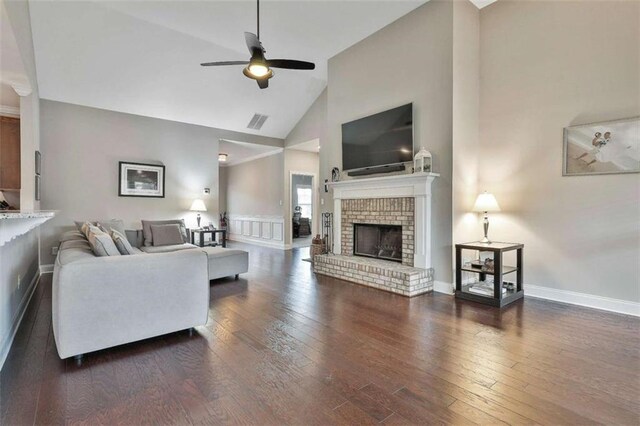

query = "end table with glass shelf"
[
  {"left": 190, "top": 229, "right": 227, "bottom": 248},
  {"left": 455, "top": 241, "right": 523, "bottom": 308}
]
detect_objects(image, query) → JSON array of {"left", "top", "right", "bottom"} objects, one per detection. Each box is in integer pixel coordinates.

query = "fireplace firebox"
[{"left": 353, "top": 223, "right": 402, "bottom": 262}]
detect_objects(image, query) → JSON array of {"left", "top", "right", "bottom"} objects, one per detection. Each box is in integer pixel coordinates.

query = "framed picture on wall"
[
  {"left": 118, "top": 161, "right": 165, "bottom": 198},
  {"left": 35, "top": 151, "right": 41, "bottom": 175},
  {"left": 563, "top": 116, "right": 640, "bottom": 176},
  {"left": 35, "top": 175, "right": 41, "bottom": 201}
]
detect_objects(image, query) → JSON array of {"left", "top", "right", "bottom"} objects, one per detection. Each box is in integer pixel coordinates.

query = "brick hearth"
[{"left": 313, "top": 254, "right": 433, "bottom": 296}]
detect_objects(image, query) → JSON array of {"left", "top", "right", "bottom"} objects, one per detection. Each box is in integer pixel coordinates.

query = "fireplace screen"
[{"left": 353, "top": 224, "right": 402, "bottom": 262}]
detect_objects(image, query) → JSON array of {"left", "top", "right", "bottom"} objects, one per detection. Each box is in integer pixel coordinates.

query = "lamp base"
[
  {"left": 197, "top": 214, "right": 201, "bottom": 229},
  {"left": 481, "top": 212, "right": 492, "bottom": 244}
]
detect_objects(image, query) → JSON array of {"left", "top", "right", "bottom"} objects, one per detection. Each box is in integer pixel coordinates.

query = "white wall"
[
  {"left": 39, "top": 100, "right": 277, "bottom": 265},
  {"left": 19, "top": 92, "right": 39, "bottom": 211},
  {"left": 0, "top": 0, "right": 45, "bottom": 368},
  {"left": 0, "top": 229, "right": 39, "bottom": 367},
  {"left": 323, "top": 0, "right": 454, "bottom": 283},
  {"left": 3, "top": 0, "right": 41, "bottom": 211},
  {"left": 479, "top": 0, "right": 640, "bottom": 302}
]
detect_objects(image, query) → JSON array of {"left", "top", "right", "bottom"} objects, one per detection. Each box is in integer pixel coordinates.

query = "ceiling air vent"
[{"left": 247, "top": 113, "right": 269, "bottom": 130}]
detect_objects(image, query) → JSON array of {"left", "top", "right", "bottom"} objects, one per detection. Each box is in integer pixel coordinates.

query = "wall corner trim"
[
  {"left": 434, "top": 281, "right": 454, "bottom": 295},
  {"left": 527, "top": 284, "right": 640, "bottom": 317},
  {"left": 0, "top": 272, "right": 41, "bottom": 370},
  {"left": 39, "top": 264, "right": 54, "bottom": 274}
]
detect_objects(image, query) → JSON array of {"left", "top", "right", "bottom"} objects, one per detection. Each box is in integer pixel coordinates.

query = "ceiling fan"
[{"left": 200, "top": 0, "right": 315, "bottom": 89}]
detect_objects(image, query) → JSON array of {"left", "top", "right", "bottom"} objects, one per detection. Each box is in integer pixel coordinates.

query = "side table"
[
  {"left": 455, "top": 241, "right": 523, "bottom": 308},
  {"left": 190, "top": 229, "right": 227, "bottom": 248}
]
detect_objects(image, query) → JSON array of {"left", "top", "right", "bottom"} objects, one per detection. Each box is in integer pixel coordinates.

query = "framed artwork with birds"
[{"left": 563, "top": 116, "right": 640, "bottom": 176}]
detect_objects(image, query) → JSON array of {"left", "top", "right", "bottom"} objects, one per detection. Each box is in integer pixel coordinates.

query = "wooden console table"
[{"left": 455, "top": 241, "right": 523, "bottom": 308}]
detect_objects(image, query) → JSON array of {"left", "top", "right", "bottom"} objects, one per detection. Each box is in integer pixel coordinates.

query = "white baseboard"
[
  {"left": 0, "top": 272, "right": 41, "bottom": 370},
  {"left": 526, "top": 284, "right": 640, "bottom": 317},
  {"left": 434, "top": 281, "right": 454, "bottom": 295},
  {"left": 227, "top": 234, "right": 288, "bottom": 250},
  {"left": 433, "top": 280, "right": 638, "bottom": 317},
  {"left": 39, "top": 264, "right": 54, "bottom": 274}
]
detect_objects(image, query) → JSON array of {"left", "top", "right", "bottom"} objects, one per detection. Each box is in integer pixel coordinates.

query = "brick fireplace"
[
  {"left": 314, "top": 172, "right": 438, "bottom": 297},
  {"left": 342, "top": 198, "right": 414, "bottom": 265}
]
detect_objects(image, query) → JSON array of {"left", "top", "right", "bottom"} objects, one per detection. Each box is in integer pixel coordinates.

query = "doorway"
[{"left": 291, "top": 173, "right": 314, "bottom": 248}]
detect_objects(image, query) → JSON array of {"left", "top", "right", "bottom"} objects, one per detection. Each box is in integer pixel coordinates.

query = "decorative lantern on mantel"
[{"left": 413, "top": 147, "right": 432, "bottom": 173}]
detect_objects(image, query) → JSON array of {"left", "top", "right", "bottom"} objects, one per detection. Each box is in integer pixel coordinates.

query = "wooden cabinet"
[{"left": 0, "top": 116, "right": 21, "bottom": 190}]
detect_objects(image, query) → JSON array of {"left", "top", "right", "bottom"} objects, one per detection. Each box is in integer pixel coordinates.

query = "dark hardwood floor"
[{"left": 2, "top": 243, "right": 639, "bottom": 425}]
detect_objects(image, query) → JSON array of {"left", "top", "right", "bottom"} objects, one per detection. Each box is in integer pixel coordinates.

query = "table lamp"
[
  {"left": 190, "top": 199, "right": 207, "bottom": 228},
  {"left": 472, "top": 191, "right": 500, "bottom": 244}
]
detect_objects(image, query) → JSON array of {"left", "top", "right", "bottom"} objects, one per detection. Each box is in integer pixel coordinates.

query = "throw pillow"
[
  {"left": 80, "top": 221, "right": 92, "bottom": 238},
  {"left": 97, "top": 219, "right": 127, "bottom": 236},
  {"left": 75, "top": 219, "right": 126, "bottom": 236},
  {"left": 150, "top": 224, "right": 185, "bottom": 246},
  {"left": 141, "top": 219, "right": 188, "bottom": 246},
  {"left": 86, "top": 225, "right": 121, "bottom": 257},
  {"left": 111, "top": 229, "right": 136, "bottom": 255}
]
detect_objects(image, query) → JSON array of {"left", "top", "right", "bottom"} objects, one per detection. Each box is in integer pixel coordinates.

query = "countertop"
[{"left": 0, "top": 210, "right": 56, "bottom": 219}]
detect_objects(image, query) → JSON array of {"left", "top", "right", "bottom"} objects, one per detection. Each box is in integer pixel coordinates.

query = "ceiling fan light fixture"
[
  {"left": 218, "top": 153, "right": 228, "bottom": 162},
  {"left": 243, "top": 65, "right": 273, "bottom": 81},
  {"left": 247, "top": 63, "right": 269, "bottom": 77},
  {"left": 199, "top": 0, "right": 315, "bottom": 89}
]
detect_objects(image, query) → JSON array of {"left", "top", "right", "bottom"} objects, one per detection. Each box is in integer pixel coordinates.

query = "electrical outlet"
[
  {"left": 52, "top": 246, "right": 59, "bottom": 256},
  {"left": 320, "top": 198, "right": 325, "bottom": 205},
  {"left": 17, "top": 275, "right": 21, "bottom": 289}
]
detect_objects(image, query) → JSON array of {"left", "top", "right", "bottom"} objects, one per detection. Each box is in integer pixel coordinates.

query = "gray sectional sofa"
[{"left": 52, "top": 220, "right": 248, "bottom": 362}]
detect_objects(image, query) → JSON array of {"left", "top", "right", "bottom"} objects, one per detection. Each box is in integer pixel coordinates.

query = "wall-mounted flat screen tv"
[{"left": 341, "top": 103, "right": 413, "bottom": 172}]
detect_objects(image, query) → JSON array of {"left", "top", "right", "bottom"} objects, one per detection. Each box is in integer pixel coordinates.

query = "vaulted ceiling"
[{"left": 29, "top": 0, "right": 434, "bottom": 139}]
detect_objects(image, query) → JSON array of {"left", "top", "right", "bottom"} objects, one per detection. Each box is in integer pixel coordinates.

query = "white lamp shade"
[
  {"left": 472, "top": 192, "right": 500, "bottom": 212},
  {"left": 190, "top": 199, "right": 207, "bottom": 212}
]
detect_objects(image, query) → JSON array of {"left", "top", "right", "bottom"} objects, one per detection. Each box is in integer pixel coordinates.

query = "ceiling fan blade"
[
  {"left": 201, "top": 61, "right": 249, "bottom": 66},
  {"left": 266, "top": 59, "right": 315, "bottom": 70},
  {"left": 257, "top": 78, "right": 269, "bottom": 89},
  {"left": 244, "top": 32, "right": 263, "bottom": 54}
]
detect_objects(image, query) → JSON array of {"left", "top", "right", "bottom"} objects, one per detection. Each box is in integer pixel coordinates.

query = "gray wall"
[
  {"left": 218, "top": 165, "right": 228, "bottom": 213},
  {"left": 225, "top": 152, "right": 285, "bottom": 217},
  {"left": 479, "top": 0, "right": 640, "bottom": 301},
  {"left": 324, "top": 0, "right": 454, "bottom": 283},
  {"left": 39, "top": 100, "right": 277, "bottom": 265},
  {"left": 452, "top": 0, "right": 481, "bottom": 256},
  {"left": 0, "top": 230, "right": 39, "bottom": 366},
  {"left": 285, "top": 89, "right": 327, "bottom": 148}
]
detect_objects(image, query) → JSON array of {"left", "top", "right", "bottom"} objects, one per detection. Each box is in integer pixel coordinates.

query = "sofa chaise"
[{"left": 52, "top": 220, "right": 248, "bottom": 363}]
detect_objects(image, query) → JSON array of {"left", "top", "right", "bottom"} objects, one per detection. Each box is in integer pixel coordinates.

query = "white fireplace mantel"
[{"left": 328, "top": 172, "right": 438, "bottom": 269}]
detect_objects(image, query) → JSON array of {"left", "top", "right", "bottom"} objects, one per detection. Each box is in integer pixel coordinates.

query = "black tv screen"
[{"left": 341, "top": 103, "right": 413, "bottom": 171}]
